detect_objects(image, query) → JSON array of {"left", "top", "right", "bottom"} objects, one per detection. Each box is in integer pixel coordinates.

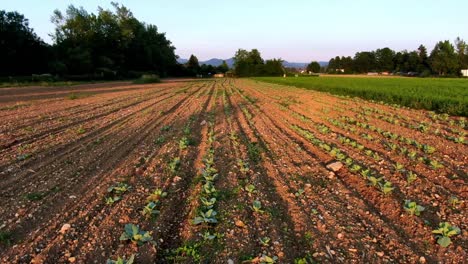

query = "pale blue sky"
[{"left": 3, "top": 0, "right": 467, "bottom": 62}]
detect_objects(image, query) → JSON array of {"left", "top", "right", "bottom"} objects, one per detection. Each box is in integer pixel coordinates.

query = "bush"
[{"left": 133, "top": 74, "right": 161, "bottom": 84}]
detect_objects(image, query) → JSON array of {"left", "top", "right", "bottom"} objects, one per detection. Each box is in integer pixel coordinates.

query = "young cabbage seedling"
[
  {"left": 432, "top": 222, "right": 461, "bottom": 247},
  {"left": 295, "top": 188, "right": 305, "bottom": 198},
  {"left": 259, "top": 254, "right": 278, "bottom": 264},
  {"left": 406, "top": 171, "right": 418, "bottom": 185},
  {"left": 245, "top": 184, "right": 256, "bottom": 195},
  {"left": 142, "top": 202, "right": 160, "bottom": 219},
  {"left": 259, "top": 236, "right": 270, "bottom": 246},
  {"left": 403, "top": 200, "right": 425, "bottom": 216},
  {"left": 193, "top": 209, "right": 218, "bottom": 225},
  {"left": 379, "top": 181, "right": 394, "bottom": 195},
  {"left": 252, "top": 200, "right": 264, "bottom": 213},
  {"left": 119, "top": 224, "right": 153, "bottom": 246},
  {"left": 169, "top": 157, "right": 181, "bottom": 173},
  {"left": 105, "top": 196, "right": 121, "bottom": 205},
  {"left": 368, "top": 176, "right": 383, "bottom": 187},
  {"left": 200, "top": 197, "right": 216, "bottom": 209},
  {"left": 146, "top": 189, "right": 167, "bottom": 203},
  {"left": 106, "top": 255, "right": 135, "bottom": 264}
]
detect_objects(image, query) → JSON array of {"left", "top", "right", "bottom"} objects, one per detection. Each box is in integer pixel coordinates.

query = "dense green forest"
[{"left": 0, "top": 4, "right": 184, "bottom": 80}]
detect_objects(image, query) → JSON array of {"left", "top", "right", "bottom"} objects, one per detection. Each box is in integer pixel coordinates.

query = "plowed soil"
[{"left": 0, "top": 79, "right": 466, "bottom": 263}]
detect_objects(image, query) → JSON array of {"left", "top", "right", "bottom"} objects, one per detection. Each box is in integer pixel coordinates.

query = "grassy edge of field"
[{"left": 251, "top": 76, "right": 468, "bottom": 117}]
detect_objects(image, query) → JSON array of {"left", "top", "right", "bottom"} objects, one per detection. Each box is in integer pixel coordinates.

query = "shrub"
[{"left": 133, "top": 74, "right": 160, "bottom": 84}]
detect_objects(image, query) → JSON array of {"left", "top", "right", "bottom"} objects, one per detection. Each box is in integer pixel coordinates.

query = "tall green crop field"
[{"left": 252, "top": 76, "right": 468, "bottom": 116}]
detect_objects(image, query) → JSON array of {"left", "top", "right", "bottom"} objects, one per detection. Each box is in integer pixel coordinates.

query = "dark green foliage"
[
  {"left": 233, "top": 49, "right": 284, "bottom": 77},
  {"left": 0, "top": 10, "right": 49, "bottom": 76},
  {"left": 306, "top": 61, "right": 321, "bottom": 73},
  {"left": 133, "top": 74, "right": 160, "bottom": 84},
  {"left": 50, "top": 3, "right": 177, "bottom": 77}
]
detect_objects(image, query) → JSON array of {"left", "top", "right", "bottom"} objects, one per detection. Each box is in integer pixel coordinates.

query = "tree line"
[
  {"left": 1, "top": 3, "right": 183, "bottom": 80},
  {"left": 184, "top": 54, "right": 229, "bottom": 77},
  {"left": 232, "top": 49, "right": 284, "bottom": 77},
  {"left": 325, "top": 39, "right": 468, "bottom": 76}
]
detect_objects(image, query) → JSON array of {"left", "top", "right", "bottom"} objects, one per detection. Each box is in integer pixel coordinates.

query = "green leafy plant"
[
  {"left": 142, "top": 202, "right": 160, "bottom": 219},
  {"left": 432, "top": 222, "right": 461, "bottom": 247},
  {"left": 379, "top": 181, "right": 394, "bottom": 195},
  {"left": 146, "top": 188, "right": 167, "bottom": 203},
  {"left": 429, "top": 159, "right": 444, "bottom": 169},
  {"left": 193, "top": 209, "right": 218, "bottom": 225},
  {"left": 202, "top": 181, "right": 217, "bottom": 195},
  {"left": 259, "top": 236, "right": 270, "bottom": 246},
  {"left": 259, "top": 254, "right": 278, "bottom": 264},
  {"left": 179, "top": 136, "right": 193, "bottom": 150},
  {"left": 105, "top": 196, "right": 121, "bottom": 205},
  {"left": 404, "top": 200, "right": 425, "bottom": 216},
  {"left": 119, "top": 224, "right": 153, "bottom": 246},
  {"left": 393, "top": 163, "right": 405, "bottom": 172},
  {"left": 252, "top": 200, "right": 264, "bottom": 213},
  {"left": 295, "top": 188, "right": 305, "bottom": 198},
  {"left": 200, "top": 197, "right": 216, "bottom": 209},
  {"left": 368, "top": 176, "right": 383, "bottom": 186},
  {"left": 406, "top": 171, "right": 418, "bottom": 185},
  {"left": 422, "top": 144, "right": 436, "bottom": 154},
  {"left": 106, "top": 255, "right": 135, "bottom": 264},
  {"left": 245, "top": 184, "right": 256, "bottom": 196},
  {"left": 350, "top": 164, "right": 361, "bottom": 172},
  {"left": 108, "top": 182, "right": 130, "bottom": 194},
  {"left": 169, "top": 157, "right": 181, "bottom": 173}
]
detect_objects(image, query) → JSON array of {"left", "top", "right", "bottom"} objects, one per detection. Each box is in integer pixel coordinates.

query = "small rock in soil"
[
  {"left": 60, "top": 223, "right": 71, "bottom": 234},
  {"left": 235, "top": 220, "right": 246, "bottom": 228},
  {"left": 326, "top": 161, "right": 343, "bottom": 172}
]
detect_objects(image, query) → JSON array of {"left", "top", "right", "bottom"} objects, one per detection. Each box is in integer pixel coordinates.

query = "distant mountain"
[
  {"left": 177, "top": 57, "right": 234, "bottom": 67},
  {"left": 177, "top": 57, "right": 328, "bottom": 68},
  {"left": 177, "top": 58, "right": 188, "bottom": 64}
]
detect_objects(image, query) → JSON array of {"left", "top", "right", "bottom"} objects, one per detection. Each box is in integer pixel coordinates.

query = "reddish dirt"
[{"left": 0, "top": 79, "right": 466, "bottom": 263}]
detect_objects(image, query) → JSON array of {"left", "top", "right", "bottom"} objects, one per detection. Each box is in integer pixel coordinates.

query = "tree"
[
  {"left": 51, "top": 3, "right": 177, "bottom": 77},
  {"left": 454, "top": 37, "right": 468, "bottom": 69},
  {"left": 353, "top": 52, "right": 376, "bottom": 73},
  {"left": 187, "top": 54, "right": 200, "bottom": 75},
  {"left": 262, "top": 59, "right": 284, "bottom": 76},
  {"left": 416, "top": 44, "right": 430, "bottom": 74},
  {"left": 233, "top": 48, "right": 265, "bottom": 76},
  {"left": 0, "top": 10, "right": 50, "bottom": 76},
  {"left": 306, "top": 61, "right": 321, "bottom": 73},
  {"left": 216, "top": 60, "right": 229, "bottom": 73},
  {"left": 375, "top": 47, "right": 395, "bottom": 72},
  {"left": 430, "top": 40, "right": 459, "bottom": 75}
]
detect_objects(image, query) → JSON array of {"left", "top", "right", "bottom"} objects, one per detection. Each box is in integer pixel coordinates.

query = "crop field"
[
  {"left": 0, "top": 79, "right": 466, "bottom": 263},
  {"left": 253, "top": 76, "right": 468, "bottom": 116}
]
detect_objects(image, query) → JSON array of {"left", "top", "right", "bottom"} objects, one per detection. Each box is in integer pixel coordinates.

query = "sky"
[{"left": 3, "top": 0, "right": 468, "bottom": 62}]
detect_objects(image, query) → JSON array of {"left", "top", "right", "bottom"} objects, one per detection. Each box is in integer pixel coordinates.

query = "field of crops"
[
  {"left": 253, "top": 76, "right": 468, "bottom": 116},
  {"left": 0, "top": 79, "right": 466, "bottom": 263}
]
